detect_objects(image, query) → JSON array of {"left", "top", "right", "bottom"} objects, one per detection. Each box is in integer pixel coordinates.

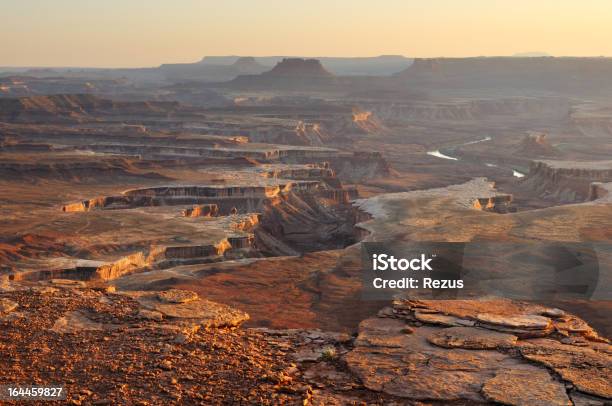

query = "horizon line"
[{"left": 2, "top": 54, "right": 612, "bottom": 70}]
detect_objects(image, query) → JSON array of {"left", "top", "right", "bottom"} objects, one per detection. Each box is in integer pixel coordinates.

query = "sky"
[{"left": 2, "top": 0, "right": 612, "bottom": 67}]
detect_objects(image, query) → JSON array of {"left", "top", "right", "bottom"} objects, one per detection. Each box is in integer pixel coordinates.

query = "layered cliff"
[{"left": 521, "top": 160, "right": 612, "bottom": 203}]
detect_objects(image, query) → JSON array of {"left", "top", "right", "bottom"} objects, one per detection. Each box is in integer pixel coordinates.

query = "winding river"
[{"left": 427, "top": 136, "right": 526, "bottom": 178}]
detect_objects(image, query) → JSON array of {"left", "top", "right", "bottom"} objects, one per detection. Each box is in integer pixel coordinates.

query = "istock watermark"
[{"left": 361, "top": 241, "right": 610, "bottom": 301}]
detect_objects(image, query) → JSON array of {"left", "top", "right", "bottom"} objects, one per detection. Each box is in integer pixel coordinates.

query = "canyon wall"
[{"left": 522, "top": 161, "right": 612, "bottom": 203}]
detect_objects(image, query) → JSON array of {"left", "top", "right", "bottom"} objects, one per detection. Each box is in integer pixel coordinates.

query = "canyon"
[{"left": 1, "top": 56, "right": 611, "bottom": 404}]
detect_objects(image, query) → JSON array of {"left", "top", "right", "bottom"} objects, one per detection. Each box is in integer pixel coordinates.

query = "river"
[{"left": 427, "top": 136, "right": 526, "bottom": 178}]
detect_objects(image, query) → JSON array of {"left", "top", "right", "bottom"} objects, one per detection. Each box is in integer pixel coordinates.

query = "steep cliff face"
[{"left": 521, "top": 160, "right": 612, "bottom": 203}]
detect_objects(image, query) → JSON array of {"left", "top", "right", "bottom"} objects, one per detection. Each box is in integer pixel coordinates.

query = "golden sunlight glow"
[{"left": 1, "top": 0, "right": 611, "bottom": 67}]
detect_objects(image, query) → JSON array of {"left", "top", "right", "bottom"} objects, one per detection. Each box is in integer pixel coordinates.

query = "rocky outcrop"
[
  {"left": 515, "top": 132, "right": 559, "bottom": 157},
  {"left": 126, "top": 289, "right": 250, "bottom": 328},
  {"left": 344, "top": 298, "right": 610, "bottom": 404},
  {"left": 472, "top": 194, "right": 516, "bottom": 213},
  {"left": 182, "top": 204, "right": 219, "bottom": 217}
]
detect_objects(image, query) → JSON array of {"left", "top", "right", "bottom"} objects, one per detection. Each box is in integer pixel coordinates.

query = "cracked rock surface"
[{"left": 344, "top": 298, "right": 611, "bottom": 405}]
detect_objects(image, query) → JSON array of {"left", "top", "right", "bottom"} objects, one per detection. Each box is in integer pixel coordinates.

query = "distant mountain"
[
  {"left": 158, "top": 56, "right": 268, "bottom": 82},
  {"left": 395, "top": 57, "right": 612, "bottom": 96},
  {"left": 231, "top": 57, "right": 267, "bottom": 73},
  {"left": 199, "top": 55, "right": 412, "bottom": 76},
  {"left": 262, "top": 58, "right": 334, "bottom": 77}
]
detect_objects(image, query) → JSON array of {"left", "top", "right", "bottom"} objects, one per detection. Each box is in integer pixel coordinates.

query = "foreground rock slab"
[{"left": 344, "top": 298, "right": 611, "bottom": 405}]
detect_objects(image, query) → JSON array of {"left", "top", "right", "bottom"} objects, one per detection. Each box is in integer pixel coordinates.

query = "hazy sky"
[{"left": 2, "top": 0, "right": 612, "bottom": 67}]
